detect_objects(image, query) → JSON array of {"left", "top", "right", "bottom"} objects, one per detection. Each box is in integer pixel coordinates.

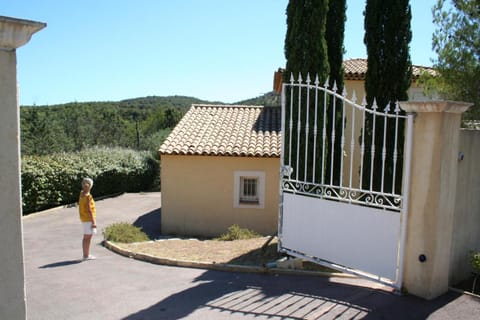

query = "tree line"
[{"left": 20, "top": 96, "right": 210, "bottom": 156}]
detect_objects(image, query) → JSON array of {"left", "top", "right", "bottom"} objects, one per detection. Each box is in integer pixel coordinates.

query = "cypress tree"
[
  {"left": 325, "top": 0, "right": 347, "bottom": 185},
  {"left": 326, "top": 0, "right": 346, "bottom": 92},
  {"left": 364, "top": 0, "right": 412, "bottom": 106},
  {"left": 284, "top": 0, "right": 329, "bottom": 182},
  {"left": 284, "top": 0, "right": 330, "bottom": 83},
  {"left": 363, "top": 0, "right": 412, "bottom": 193}
]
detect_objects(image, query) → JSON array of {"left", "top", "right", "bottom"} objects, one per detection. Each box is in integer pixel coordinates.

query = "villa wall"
[
  {"left": 450, "top": 129, "right": 480, "bottom": 284},
  {"left": 161, "top": 155, "right": 280, "bottom": 237}
]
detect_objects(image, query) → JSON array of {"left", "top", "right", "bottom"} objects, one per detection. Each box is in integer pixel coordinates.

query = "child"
[{"left": 78, "top": 177, "right": 97, "bottom": 260}]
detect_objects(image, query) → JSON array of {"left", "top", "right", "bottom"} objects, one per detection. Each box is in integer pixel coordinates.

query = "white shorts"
[{"left": 82, "top": 222, "right": 94, "bottom": 235}]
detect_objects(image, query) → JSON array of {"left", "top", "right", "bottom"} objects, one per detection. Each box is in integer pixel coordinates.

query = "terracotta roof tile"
[
  {"left": 344, "top": 58, "right": 436, "bottom": 80},
  {"left": 159, "top": 104, "right": 281, "bottom": 157}
]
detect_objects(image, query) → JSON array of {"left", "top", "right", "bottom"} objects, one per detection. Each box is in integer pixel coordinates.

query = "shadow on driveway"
[
  {"left": 132, "top": 208, "right": 162, "bottom": 240},
  {"left": 123, "top": 269, "right": 466, "bottom": 320},
  {"left": 39, "top": 260, "right": 83, "bottom": 269}
]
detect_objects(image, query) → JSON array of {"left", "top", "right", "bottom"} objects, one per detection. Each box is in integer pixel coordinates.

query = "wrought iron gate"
[{"left": 278, "top": 74, "right": 413, "bottom": 290}]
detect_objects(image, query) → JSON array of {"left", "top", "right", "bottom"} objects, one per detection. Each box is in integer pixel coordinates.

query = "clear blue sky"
[{"left": 3, "top": 0, "right": 438, "bottom": 106}]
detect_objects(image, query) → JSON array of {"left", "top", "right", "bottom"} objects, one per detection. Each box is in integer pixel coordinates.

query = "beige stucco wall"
[
  {"left": 344, "top": 79, "right": 430, "bottom": 103},
  {"left": 0, "top": 46, "right": 27, "bottom": 320},
  {"left": 161, "top": 155, "right": 280, "bottom": 237},
  {"left": 399, "top": 101, "right": 471, "bottom": 300},
  {"left": 450, "top": 129, "right": 480, "bottom": 284},
  {"left": 0, "top": 17, "right": 45, "bottom": 320}
]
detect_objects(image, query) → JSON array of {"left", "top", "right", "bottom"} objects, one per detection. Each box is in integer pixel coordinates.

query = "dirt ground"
[{"left": 116, "top": 236, "right": 281, "bottom": 266}]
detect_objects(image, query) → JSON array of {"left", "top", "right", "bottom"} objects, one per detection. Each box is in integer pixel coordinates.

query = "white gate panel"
[
  {"left": 278, "top": 74, "right": 414, "bottom": 289},
  {"left": 282, "top": 193, "right": 401, "bottom": 280}
]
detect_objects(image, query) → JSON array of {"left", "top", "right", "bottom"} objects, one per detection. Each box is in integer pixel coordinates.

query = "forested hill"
[
  {"left": 20, "top": 93, "right": 280, "bottom": 156},
  {"left": 21, "top": 95, "right": 217, "bottom": 110},
  {"left": 235, "top": 91, "right": 281, "bottom": 107}
]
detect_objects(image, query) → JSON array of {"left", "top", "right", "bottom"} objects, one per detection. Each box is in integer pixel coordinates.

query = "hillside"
[
  {"left": 21, "top": 92, "right": 280, "bottom": 109},
  {"left": 19, "top": 92, "right": 280, "bottom": 156},
  {"left": 235, "top": 91, "right": 281, "bottom": 107}
]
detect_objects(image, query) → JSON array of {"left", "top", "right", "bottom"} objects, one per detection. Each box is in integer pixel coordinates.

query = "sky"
[{"left": 3, "top": 0, "right": 439, "bottom": 106}]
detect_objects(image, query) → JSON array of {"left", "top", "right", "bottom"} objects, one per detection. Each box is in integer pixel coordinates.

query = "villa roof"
[
  {"left": 344, "top": 58, "right": 436, "bottom": 81},
  {"left": 159, "top": 104, "right": 281, "bottom": 158}
]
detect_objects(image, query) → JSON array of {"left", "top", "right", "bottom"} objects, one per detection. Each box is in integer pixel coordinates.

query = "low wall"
[{"left": 450, "top": 129, "right": 480, "bottom": 284}]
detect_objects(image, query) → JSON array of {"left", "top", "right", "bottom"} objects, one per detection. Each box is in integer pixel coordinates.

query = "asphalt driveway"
[{"left": 23, "top": 193, "right": 479, "bottom": 319}]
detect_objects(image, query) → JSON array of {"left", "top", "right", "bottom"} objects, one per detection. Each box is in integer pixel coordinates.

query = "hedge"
[{"left": 21, "top": 147, "right": 159, "bottom": 214}]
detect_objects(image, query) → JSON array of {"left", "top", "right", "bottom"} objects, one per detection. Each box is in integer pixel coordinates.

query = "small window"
[
  {"left": 234, "top": 171, "right": 265, "bottom": 208},
  {"left": 240, "top": 177, "right": 259, "bottom": 204}
]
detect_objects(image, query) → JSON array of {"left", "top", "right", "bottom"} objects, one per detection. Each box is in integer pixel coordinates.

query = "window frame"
[{"left": 234, "top": 171, "right": 265, "bottom": 209}]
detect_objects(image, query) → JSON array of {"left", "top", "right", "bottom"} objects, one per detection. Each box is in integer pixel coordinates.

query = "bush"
[
  {"left": 103, "top": 222, "right": 149, "bottom": 243},
  {"left": 216, "top": 224, "right": 261, "bottom": 241},
  {"left": 470, "top": 251, "right": 480, "bottom": 274},
  {"left": 21, "top": 147, "right": 159, "bottom": 214}
]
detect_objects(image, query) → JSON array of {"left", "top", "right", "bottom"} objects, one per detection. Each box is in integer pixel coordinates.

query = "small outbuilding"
[{"left": 159, "top": 104, "right": 281, "bottom": 237}]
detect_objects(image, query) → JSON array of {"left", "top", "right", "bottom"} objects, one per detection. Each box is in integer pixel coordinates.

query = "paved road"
[{"left": 24, "top": 193, "right": 479, "bottom": 319}]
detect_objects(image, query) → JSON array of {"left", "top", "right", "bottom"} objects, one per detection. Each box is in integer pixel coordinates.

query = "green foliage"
[
  {"left": 363, "top": 0, "right": 412, "bottom": 193},
  {"left": 21, "top": 147, "right": 159, "bottom": 214},
  {"left": 364, "top": 0, "right": 412, "bottom": 106},
  {"left": 236, "top": 91, "right": 281, "bottom": 107},
  {"left": 427, "top": 0, "right": 480, "bottom": 119},
  {"left": 326, "top": 0, "right": 346, "bottom": 91},
  {"left": 284, "top": 0, "right": 331, "bottom": 182},
  {"left": 20, "top": 96, "right": 209, "bottom": 156},
  {"left": 216, "top": 224, "right": 261, "bottom": 241},
  {"left": 284, "top": 0, "right": 330, "bottom": 82},
  {"left": 471, "top": 250, "right": 480, "bottom": 274},
  {"left": 325, "top": 0, "right": 346, "bottom": 186},
  {"left": 103, "top": 222, "right": 149, "bottom": 243}
]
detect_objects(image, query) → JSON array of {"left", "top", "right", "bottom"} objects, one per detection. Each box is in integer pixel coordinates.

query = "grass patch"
[
  {"left": 103, "top": 222, "right": 149, "bottom": 243},
  {"left": 216, "top": 224, "right": 261, "bottom": 241}
]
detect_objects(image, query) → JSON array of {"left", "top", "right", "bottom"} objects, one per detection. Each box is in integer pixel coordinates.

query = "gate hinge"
[{"left": 281, "top": 165, "right": 293, "bottom": 177}]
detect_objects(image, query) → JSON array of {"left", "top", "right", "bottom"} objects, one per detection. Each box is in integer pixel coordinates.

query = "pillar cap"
[
  {"left": 398, "top": 100, "right": 473, "bottom": 114},
  {"left": 0, "top": 16, "right": 46, "bottom": 50}
]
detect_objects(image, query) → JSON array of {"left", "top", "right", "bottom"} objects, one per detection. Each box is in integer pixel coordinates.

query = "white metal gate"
[{"left": 278, "top": 73, "right": 413, "bottom": 290}]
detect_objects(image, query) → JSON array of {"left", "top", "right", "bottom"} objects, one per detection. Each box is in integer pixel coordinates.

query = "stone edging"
[{"left": 103, "top": 240, "right": 353, "bottom": 278}]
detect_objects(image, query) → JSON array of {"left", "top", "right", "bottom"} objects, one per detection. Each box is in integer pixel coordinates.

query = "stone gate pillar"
[
  {"left": 0, "top": 16, "right": 45, "bottom": 320},
  {"left": 399, "top": 100, "right": 472, "bottom": 300}
]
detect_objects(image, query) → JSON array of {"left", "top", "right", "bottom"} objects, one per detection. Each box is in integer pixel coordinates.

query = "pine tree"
[
  {"left": 429, "top": 0, "right": 480, "bottom": 120},
  {"left": 363, "top": 0, "right": 412, "bottom": 193}
]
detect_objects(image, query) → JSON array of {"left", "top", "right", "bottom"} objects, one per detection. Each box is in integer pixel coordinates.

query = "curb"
[
  {"left": 103, "top": 240, "right": 353, "bottom": 279},
  {"left": 448, "top": 287, "right": 480, "bottom": 299}
]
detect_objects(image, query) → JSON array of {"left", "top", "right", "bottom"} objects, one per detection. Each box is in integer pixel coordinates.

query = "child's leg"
[{"left": 82, "top": 234, "right": 93, "bottom": 258}]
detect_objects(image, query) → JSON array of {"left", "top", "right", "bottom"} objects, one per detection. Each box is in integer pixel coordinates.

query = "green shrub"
[
  {"left": 21, "top": 147, "right": 159, "bottom": 214},
  {"left": 216, "top": 224, "right": 261, "bottom": 241},
  {"left": 103, "top": 222, "right": 149, "bottom": 243},
  {"left": 470, "top": 251, "right": 480, "bottom": 274}
]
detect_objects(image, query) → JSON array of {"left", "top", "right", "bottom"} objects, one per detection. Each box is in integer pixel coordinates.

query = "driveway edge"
[{"left": 103, "top": 240, "right": 353, "bottom": 278}]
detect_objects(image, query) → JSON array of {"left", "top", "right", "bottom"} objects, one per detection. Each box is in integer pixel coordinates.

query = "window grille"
[
  {"left": 234, "top": 171, "right": 265, "bottom": 208},
  {"left": 240, "top": 177, "right": 259, "bottom": 204}
]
